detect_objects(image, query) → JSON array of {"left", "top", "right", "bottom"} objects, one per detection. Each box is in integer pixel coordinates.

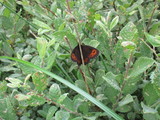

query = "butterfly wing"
[
  {"left": 82, "top": 45, "right": 99, "bottom": 59},
  {"left": 71, "top": 45, "right": 99, "bottom": 65},
  {"left": 71, "top": 45, "right": 82, "bottom": 65}
]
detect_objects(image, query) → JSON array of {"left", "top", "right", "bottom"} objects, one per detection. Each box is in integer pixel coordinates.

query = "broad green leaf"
[
  {"left": 57, "top": 93, "right": 68, "bottom": 104},
  {"left": 38, "top": 28, "right": 51, "bottom": 35},
  {"left": 46, "top": 52, "right": 57, "bottom": 70},
  {"left": 0, "top": 81, "right": 7, "bottom": 93},
  {"left": 140, "top": 42, "right": 152, "bottom": 57},
  {"left": 55, "top": 110, "right": 70, "bottom": 120},
  {"left": 36, "top": 37, "right": 47, "bottom": 59},
  {"left": 0, "top": 97, "right": 17, "bottom": 120},
  {"left": 121, "top": 41, "right": 136, "bottom": 50},
  {"left": 18, "top": 63, "right": 36, "bottom": 74},
  {"left": 46, "top": 106, "right": 57, "bottom": 120},
  {"left": 32, "top": 19, "right": 51, "bottom": 30},
  {"left": 109, "top": 16, "right": 119, "bottom": 30},
  {"left": 143, "top": 113, "right": 160, "bottom": 120},
  {"left": 48, "top": 83, "right": 61, "bottom": 100},
  {"left": 103, "top": 72, "right": 120, "bottom": 91},
  {"left": 79, "top": 102, "right": 89, "bottom": 114},
  {"left": 123, "top": 76, "right": 141, "bottom": 95},
  {"left": 37, "top": 104, "right": 52, "bottom": 118},
  {"left": 15, "top": 19, "right": 25, "bottom": 32},
  {"left": 118, "top": 94, "right": 134, "bottom": 106},
  {"left": 145, "top": 32, "right": 160, "bottom": 47},
  {"left": 143, "top": 83, "right": 159, "bottom": 105},
  {"left": 95, "top": 69, "right": 105, "bottom": 86},
  {"left": 75, "top": 80, "right": 86, "bottom": 91},
  {"left": 52, "top": 30, "right": 77, "bottom": 47},
  {"left": 58, "top": 22, "right": 66, "bottom": 31},
  {"left": 14, "top": 94, "right": 30, "bottom": 101},
  {"left": 119, "top": 22, "right": 138, "bottom": 43},
  {"left": 6, "top": 77, "right": 22, "bottom": 88},
  {"left": 104, "top": 84, "right": 119, "bottom": 103},
  {"left": 62, "top": 97, "right": 75, "bottom": 111},
  {"left": 128, "top": 57, "right": 154, "bottom": 78},
  {"left": 1, "top": 16, "right": 13, "bottom": 29},
  {"left": 150, "top": 68, "right": 160, "bottom": 97},
  {"left": 96, "top": 20, "right": 108, "bottom": 35},
  {"left": 32, "top": 72, "right": 47, "bottom": 92},
  {"left": 127, "top": 0, "right": 144, "bottom": 12},
  {"left": 141, "top": 102, "right": 157, "bottom": 114},
  {"left": 27, "top": 95, "right": 46, "bottom": 106},
  {"left": 116, "top": 105, "right": 132, "bottom": 113}
]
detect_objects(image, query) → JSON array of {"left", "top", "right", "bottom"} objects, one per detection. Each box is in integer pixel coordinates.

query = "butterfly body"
[{"left": 71, "top": 45, "right": 99, "bottom": 65}]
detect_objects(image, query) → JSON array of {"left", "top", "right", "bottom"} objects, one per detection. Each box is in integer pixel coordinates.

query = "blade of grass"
[{"left": 0, "top": 56, "right": 124, "bottom": 120}]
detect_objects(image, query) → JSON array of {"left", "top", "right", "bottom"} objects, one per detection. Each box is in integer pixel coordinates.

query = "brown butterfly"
[{"left": 71, "top": 44, "right": 99, "bottom": 65}]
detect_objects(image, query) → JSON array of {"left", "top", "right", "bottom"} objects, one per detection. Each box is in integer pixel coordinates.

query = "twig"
[
  {"left": 146, "top": 0, "right": 158, "bottom": 31},
  {"left": 66, "top": 0, "right": 85, "bottom": 66},
  {"left": 38, "top": 3, "right": 57, "bottom": 17},
  {"left": 64, "top": 36, "right": 73, "bottom": 52},
  {"left": 79, "top": 67, "right": 92, "bottom": 94},
  {"left": 37, "top": 93, "right": 81, "bottom": 116},
  {"left": 140, "top": 38, "right": 159, "bottom": 59},
  {"left": 113, "top": 51, "right": 133, "bottom": 110},
  {"left": 65, "top": 0, "right": 91, "bottom": 94}
]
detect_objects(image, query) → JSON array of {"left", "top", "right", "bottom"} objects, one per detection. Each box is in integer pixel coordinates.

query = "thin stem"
[
  {"left": 146, "top": 0, "right": 158, "bottom": 31},
  {"left": 79, "top": 67, "right": 92, "bottom": 94},
  {"left": 64, "top": 36, "right": 73, "bottom": 52},
  {"left": 113, "top": 51, "right": 133, "bottom": 110},
  {"left": 66, "top": 0, "right": 90, "bottom": 94},
  {"left": 140, "top": 38, "right": 159, "bottom": 59},
  {"left": 66, "top": 0, "right": 85, "bottom": 66}
]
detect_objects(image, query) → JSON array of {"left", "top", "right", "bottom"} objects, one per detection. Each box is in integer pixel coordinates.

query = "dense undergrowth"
[{"left": 0, "top": 0, "right": 160, "bottom": 120}]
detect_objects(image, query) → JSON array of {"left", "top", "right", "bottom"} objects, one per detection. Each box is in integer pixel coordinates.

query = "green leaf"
[
  {"left": 0, "top": 16, "right": 13, "bottom": 29},
  {"left": 15, "top": 19, "right": 25, "bottom": 32},
  {"left": 57, "top": 93, "right": 68, "bottom": 104},
  {"left": 32, "top": 72, "right": 48, "bottom": 92},
  {"left": 6, "top": 77, "right": 22, "bottom": 88},
  {"left": 119, "top": 22, "right": 138, "bottom": 43},
  {"left": 36, "top": 37, "right": 48, "bottom": 60},
  {"left": 55, "top": 110, "right": 70, "bottom": 120},
  {"left": 143, "top": 83, "right": 159, "bottom": 105},
  {"left": 109, "top": 16, "right": 119, "bottom": 30},
  {"left": 0, "top": 97, "right": 17, "bottom": 120},
  {"left": 48, "top": 83, "right": 61, "bottom": 100},
  {"left": 123, "top": 76, "right": 141, "bottom": 95},
  {"left": 128, "top": 57, "right": 154, "bottom": 78},
  {"left": 141, "top": 102, "right": 157, "bottom": 114},
  {"left": 121, "top": 41, "right": 136, "bottom": 50},
  {"left": 95, "top": 69, "right": 105, "bottom": 86},
  {"left": 27, "top": 95, "right": 46, "bottom": 106},
  {"left": 32, "top": 19, "right": 51, "bottom": 30},
  {"left": 118, "top": 94, "right": 134, "bottom": 106},
  {"left": 127, "top": 0, "right": 144, "bottom": 12},
  {"left": 0, "top": 81, "right": 7, "bottom": 93},
  {"left": 46, "top": 52, "right": 57, "bottom": 70},
  {"left": 0, "top": 56, "right": 124, "bottom": 120},
  {"left": 145, "top": 32, "right": 160, "bottom": 47},
  {"left": 46, "top": 106, "right": 57, "bottom": 120},
  {"left": 103, "top": 72, "right": 120, "bottom": 91},
  {"left": 116, "top": 105, "right": 132, "bottom": 113},
  {"left": 96, "top": 20, "right": 108, "bottom": 35},
  {"left": 14, "top": 94, "right": 30, "bottom": 101}
]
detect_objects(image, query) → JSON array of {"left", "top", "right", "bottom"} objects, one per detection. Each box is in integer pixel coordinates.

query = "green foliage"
[{"left": 0, "top": 0, "right": 160, "bottom": 120}]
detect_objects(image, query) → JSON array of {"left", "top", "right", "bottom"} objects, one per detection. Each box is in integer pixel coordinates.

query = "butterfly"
[{"left": 71, "top": 44, "right": 99, "bottom": 65}]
